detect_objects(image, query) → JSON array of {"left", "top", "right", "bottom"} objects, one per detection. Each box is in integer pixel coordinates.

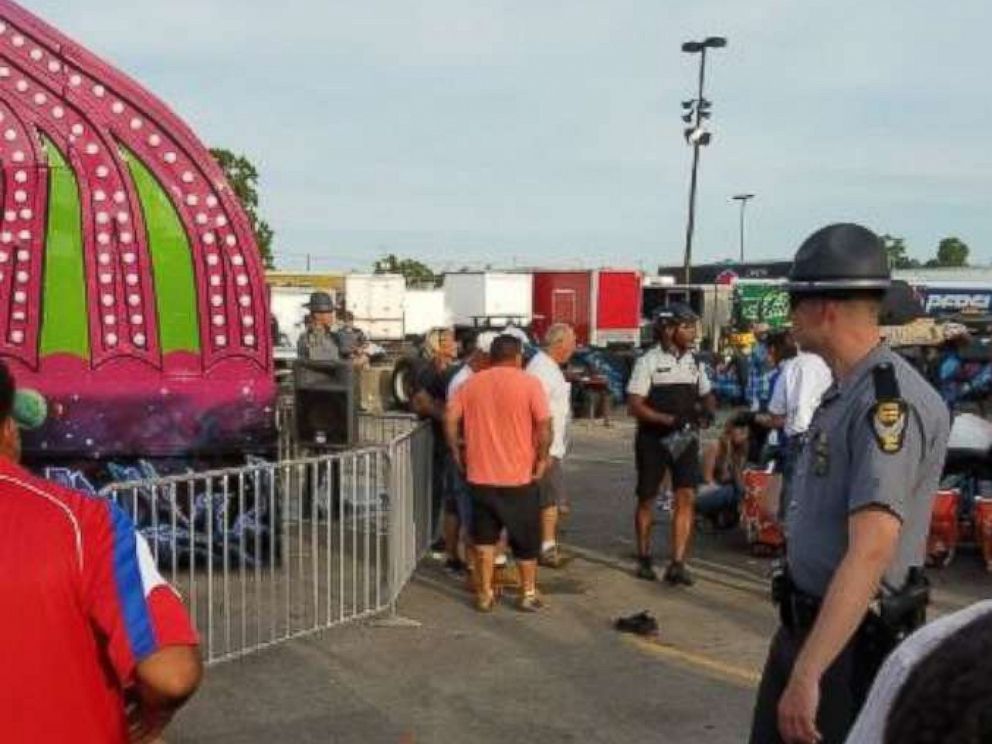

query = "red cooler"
[
  {"left": 927, "top": 489, "right": 960, "bottom": 568},
  {"left": 741, "top": 470, "right": 785, "bottom": 555},
  {"left": 974, "top": 498, "right": 992, "bottom": 572}
]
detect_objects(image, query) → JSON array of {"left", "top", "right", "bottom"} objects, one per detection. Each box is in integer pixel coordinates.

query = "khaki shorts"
[{"left": 538, "top": 459, "right": 568, "bottom": 509}]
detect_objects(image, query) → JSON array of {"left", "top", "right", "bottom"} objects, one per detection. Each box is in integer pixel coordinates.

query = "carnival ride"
[{"left": 0, "top": 1, "right": 275, "bottom": 462}]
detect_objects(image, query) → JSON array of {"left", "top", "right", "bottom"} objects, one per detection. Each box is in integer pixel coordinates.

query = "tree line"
[{"left": 883, "top": 235, "right": 971, "bottom": 269}]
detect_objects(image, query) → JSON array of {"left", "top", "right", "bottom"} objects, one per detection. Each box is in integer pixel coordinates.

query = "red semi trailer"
[{"left": 532, "top": 270, "right": 642, "bottom": 347}]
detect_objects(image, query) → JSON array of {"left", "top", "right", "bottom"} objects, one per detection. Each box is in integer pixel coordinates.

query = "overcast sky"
[{"left": 28, "top": 0, "right": 992, "bottom": 272}]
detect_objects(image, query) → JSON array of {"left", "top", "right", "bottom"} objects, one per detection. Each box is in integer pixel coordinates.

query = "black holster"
[
  {"left": 874, "top": 567, "right": 930, "bottom": 644},
  {"left": 772, "top": 565, "right": 821, "bottom": 632}
]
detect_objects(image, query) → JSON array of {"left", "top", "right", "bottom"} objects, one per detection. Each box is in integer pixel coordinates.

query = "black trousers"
[
  {"left": 749, "top": 623, "right": 882, "bottom": 744},
  {"left": 430, "top": 444, "right": 447, "bottom": 535}
]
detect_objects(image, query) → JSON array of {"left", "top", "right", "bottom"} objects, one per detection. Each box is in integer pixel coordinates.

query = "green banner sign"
[{"left": 735, "top": 283, "right": 790, "bottom": 328}]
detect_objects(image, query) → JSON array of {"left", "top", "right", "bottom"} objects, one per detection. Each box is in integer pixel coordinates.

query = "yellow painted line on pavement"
[{"left": 624, "top": 634, "right": 761, "bottom": 689}]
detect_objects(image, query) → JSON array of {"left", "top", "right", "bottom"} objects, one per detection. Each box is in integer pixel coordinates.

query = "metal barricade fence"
[{"left": 101, "top": 414, "right": 433, "bottom": 665}]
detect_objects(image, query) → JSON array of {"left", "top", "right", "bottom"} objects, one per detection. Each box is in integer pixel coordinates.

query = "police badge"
[{"left": 869, "top": 400, "right": 908, "bottom": 454}]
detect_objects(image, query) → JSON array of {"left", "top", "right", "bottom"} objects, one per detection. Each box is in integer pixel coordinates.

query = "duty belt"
[{"left": 772, "top": 565, "right": 929, "bottom": 638}]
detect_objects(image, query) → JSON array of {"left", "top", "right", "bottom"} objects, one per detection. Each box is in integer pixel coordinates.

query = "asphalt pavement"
[{"left": 171, "top": 416, "right": 991, "bottom": 743}]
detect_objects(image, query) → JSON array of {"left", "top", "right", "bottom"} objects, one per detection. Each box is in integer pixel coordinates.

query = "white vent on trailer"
[
  {"left": 443, "top": 271, "right": 533, "bottom": 327},
  {"left": 404, "top": 289, "right": 451, "bottom": 336},
  {"left": 344, "top": 274, "right": 405, "bottom": 340}
]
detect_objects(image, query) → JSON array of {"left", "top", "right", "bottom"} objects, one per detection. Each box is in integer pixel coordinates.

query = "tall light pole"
[
  {"left": 680, "top": 36, "right": 727, "bottom": 284},
  {"left": 732, "top": 193, "right": 754, "bottom": 263}
]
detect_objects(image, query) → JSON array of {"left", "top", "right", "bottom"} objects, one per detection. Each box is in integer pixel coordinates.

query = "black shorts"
[
  {"left": 470, "top": 483, "right": 541, "bottom": 561},
  {"left": 635, "top": 430, "right": 701, "bottom": 501}
]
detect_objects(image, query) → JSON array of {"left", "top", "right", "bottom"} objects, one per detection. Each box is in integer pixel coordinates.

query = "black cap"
[
  {"left": 785, "top": 223, "right": 891, "bottom": 294},
  {"left": 653, "top": 302, "right": 698, "bottom": 324},
  {"left": 303, "top": 291, "right": 335, "bottom": 312}
]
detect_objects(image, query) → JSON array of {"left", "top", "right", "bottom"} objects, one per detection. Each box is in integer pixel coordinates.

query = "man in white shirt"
[
  {"left": 765, "top": 350, "right": 833, "bottom": 438},
  {"left": 757, "top": 347, "right": 833, "bottom": 516},
  {"left": 526, "top": 323, "right": 577, "bottom": 569}
]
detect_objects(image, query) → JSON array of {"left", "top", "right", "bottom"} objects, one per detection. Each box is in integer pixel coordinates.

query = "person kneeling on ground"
[
  {"left": 445, "top": 334, "right": 552, "bottom": 613},
  {"left": 696, "top": 412, "right": 752, "bottom": 529}
]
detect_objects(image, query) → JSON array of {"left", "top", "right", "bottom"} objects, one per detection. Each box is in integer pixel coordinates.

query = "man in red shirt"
[
  {"left": 445, "top": 335, "right": 552, "bottom": 612},
  {"left": 0, "top": 361, "right": 202, "bottom": 743}
]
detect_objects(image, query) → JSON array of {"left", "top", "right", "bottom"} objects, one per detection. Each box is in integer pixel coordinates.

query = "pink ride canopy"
[{"left": 0, "top": 1, "right": 275, "bottom": 459}]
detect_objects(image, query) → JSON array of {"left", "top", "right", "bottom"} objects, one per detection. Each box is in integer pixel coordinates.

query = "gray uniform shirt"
[
  {"left": 337, "top": 325, "right": 367, "bottom": 358},
  {"left": 297, "top": 327, "right": 341, "bottom": 362},
  {"left": 786, "top": 344, "right": 950, "bottom": 598}
]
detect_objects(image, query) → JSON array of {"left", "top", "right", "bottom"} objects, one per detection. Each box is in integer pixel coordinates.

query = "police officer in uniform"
[
  {"left": 627, "top": 303, "right": 716, "bottom": 586},
  {"left": 297, "top": 291, "right": 341, "bottom": 362},
  {"left": 749, "top": 224, "right": 950, "bottom": 744}
]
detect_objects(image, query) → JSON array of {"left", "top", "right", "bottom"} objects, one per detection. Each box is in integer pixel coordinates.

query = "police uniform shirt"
[
  {"left": 786, "top": 344, "right": 950, "bottom": 598},
  {"left": 297, "top": 327, "right": 341, "bottom": 362},
  {"left": 337, "top": 325, "right": 368, "bottom": 358},
  {"left": 627, "top": 344, "right": 712, "bottom": 434}
]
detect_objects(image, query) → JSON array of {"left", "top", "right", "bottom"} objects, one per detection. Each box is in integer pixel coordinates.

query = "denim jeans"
[{"left": 696, "top": 483, "right": 741, "bottom": 520}]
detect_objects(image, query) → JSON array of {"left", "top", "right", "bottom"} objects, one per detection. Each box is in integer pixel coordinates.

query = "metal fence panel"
[{"left": 102, "top": 415, "right": 431, "bottom": 665}]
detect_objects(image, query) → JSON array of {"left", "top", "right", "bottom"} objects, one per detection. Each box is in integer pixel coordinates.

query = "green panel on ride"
[
  {"left": 40, "top": 138, "right": 89, "bottom": 358},
  {"left": 123, "top": 146, "right": 201, "bottom": 353}
]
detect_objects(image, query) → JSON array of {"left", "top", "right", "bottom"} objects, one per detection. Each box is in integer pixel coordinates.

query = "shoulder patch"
[{"left": 869, "top": 400, "right": 908, "bottom": 454}]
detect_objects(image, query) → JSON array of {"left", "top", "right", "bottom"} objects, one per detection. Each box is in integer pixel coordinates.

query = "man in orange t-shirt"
[{"left": 445, "top": 334, "right": 552, "bottom": 612}]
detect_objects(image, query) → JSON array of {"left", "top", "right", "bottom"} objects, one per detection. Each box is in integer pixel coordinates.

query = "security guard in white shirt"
[{"left": 627, "top": 304, "right": 716, "bottom": 585}]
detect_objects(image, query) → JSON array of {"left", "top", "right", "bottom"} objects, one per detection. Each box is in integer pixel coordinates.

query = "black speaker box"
[{"left": 292, "top": 360, "right": 359, "bottom": 448}]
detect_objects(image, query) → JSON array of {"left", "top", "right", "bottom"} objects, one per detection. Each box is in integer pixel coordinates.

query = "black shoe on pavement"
[
  {"left": 663, "top": 562, "right": 695, "bottom": 587},
  {"left": 614, "top": 610, "right": 659, "bottom": 636},
  {"left": 444, "top": 558, "right": 467, "bottom": 575},
  {"left": 635, "top": 558, "right": 657, "bottom": 582}
]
